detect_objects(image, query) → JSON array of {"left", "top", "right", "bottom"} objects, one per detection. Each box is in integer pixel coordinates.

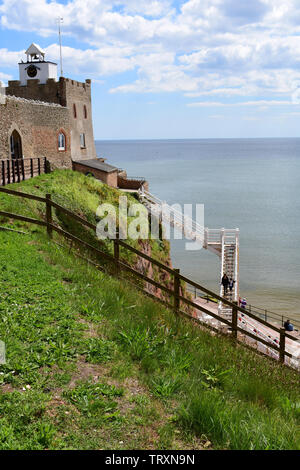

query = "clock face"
[{"left": 27, "top": 65, "right": 38, "bottom": 78}]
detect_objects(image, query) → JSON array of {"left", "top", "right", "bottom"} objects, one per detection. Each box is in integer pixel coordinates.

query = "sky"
[{"left": 1, "top": 0, "right": 300, "bottom": 139}]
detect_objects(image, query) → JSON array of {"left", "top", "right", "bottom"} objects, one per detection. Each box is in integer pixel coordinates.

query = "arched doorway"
[{"left": 10, "top": 130, "right": 23, "bottom": 159}]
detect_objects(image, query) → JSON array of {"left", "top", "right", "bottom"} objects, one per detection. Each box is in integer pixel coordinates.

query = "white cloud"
[{"left": 2, "top": 0, "right": 300, "bottom": 103}]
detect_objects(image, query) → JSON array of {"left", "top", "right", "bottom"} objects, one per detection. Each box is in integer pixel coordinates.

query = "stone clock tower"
[{"left": 19, "top": 43, "right": 57, "bottom": 86}]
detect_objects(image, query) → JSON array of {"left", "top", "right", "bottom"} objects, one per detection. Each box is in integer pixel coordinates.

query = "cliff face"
[
  {"left": 135, "top": 239, "right": 173, "bottom": 301},
  {"left": 135, "top": 239, "right": 195, "bottom": 316}
]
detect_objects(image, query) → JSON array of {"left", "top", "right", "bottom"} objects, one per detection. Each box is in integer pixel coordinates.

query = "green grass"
[{"left": 0, "top": 171, "right": 299, "bottom": 450}]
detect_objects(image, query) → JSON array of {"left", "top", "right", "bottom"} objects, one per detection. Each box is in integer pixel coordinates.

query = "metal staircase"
[{"left": 139, "top": 189, "right": 239, "bottom": 319}]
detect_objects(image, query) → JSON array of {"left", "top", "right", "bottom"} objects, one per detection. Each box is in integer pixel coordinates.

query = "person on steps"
[
  {"left": 229, "top": 277, "right": 235, "bottom": 293},
  {"left": 284, "top": 319, "right": 294, "bottom": 332},
  {"left": 221, "top": 274, "right": 229, "bottom": 295}
]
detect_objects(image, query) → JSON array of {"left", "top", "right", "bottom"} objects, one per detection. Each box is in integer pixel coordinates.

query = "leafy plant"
[
  {"left": 200, "top": 367, "right": 232, "bottom": 389},
  {"left": 151, "top": 375, "right": 182, "bottom": 398},
  {"left": 35, "top": 422, "right": 56, "bottom": 448},
  {"left": 117, "top": 327, "right": 165, "bottom": 360},
  {"left": 63, "top": 381, "right": 123, "bottom": 416}
]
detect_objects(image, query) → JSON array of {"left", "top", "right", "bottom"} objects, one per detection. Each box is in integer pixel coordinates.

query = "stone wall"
[
  {"left": 118, "top": 175, "right": 149, "bottom": 191},
  {"left": 64, "top": 79, "right": 96, "bottom": 161},
  {"left": 0, "top": 96, "right": 71, "bottom": 167},
  {"left": 72, "top": 161, "right": 118, "bottom": 188},
  {"left": 6, "top": 78, "right": 62, "bottom": 105},
  {"left": 5, "top": 77, "right": 97, "bottom": 162}
]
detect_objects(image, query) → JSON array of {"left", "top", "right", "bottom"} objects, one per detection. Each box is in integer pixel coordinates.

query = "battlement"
[
  {"left": 63, "top": 77, "right": 91, "bottom": 91},
  {"left": 6, "top": 77, "right": 61, "bottom": 105},
  {"left": 6, "top": 77, "right": 92, "bottom": 106}
]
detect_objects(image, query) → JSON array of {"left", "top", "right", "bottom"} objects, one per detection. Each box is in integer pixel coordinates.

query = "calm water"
[{"left": 95, "top": 139, "right": 300, "bottom": 318}]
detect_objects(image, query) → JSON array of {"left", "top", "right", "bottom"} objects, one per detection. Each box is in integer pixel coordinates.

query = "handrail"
[
  {"left": 243, "top": 302, "right": 300, "bottom": 329},
  {"left": 0, "top": 186, "right": 299, "bottom": 370},
  {"left": 0, "top": 157, "right": 44, "bottom": 162},
  {"left": 122, "top": 176, "right": 146, "bottom": 181}
]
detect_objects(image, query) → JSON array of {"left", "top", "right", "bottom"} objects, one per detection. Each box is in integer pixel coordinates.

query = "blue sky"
[{"left": 1, "top": 0, "right": 300, "bottom": 139}]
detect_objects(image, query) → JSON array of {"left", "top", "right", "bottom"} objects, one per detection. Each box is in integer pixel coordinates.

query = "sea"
[{"left": 95, "top": 138, "right": 300, "bottom": 318}]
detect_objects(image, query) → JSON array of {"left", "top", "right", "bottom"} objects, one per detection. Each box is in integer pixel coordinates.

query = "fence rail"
[
  {"left": 0, "top": 157, "right": 49, "bottom": 186},
  {"left": 0, "top": 186, "right": 299, "bottom": 370}
]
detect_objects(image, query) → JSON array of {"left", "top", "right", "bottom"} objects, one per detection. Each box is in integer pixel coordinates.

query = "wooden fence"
[
  {"left": 0, "top": 157, "right": 49, "bottom": 186},
  {"left": 0, "top": 186, "right": 298, "bottom": 369}
]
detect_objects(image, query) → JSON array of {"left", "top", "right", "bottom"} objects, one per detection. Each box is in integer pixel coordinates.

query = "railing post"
[
  {"left": 1, "top": 160, "right": 5, "bottom": 186},
  {"left": 12, "top": 160, "right": 15, "bottom": 183},
  {"left": 174, "top": 268, "right": 180, "bottom": 313},
  {"left": 45, "top": 193, "right": 52, "bottom": 238},
  {"left": 232, "top": 301, "right": 238, "bottom": 341},
  {"left": 204, "top": 228, "right": 208, "bottom": 249},
  {"left": 158, "top": 212, "right": 163, "bottom": 240},
  {"left": 279, "top": 328, "right": 286, "bottom": 364},
  {"left": 21, "top": 159, "right": 25, "bottom": 181},
  {"left": 7, "top": 160, "right": 10, "bottom": 185},
  {"left": 16, "top": 159, "right": 20, "bottom": 183},
  {"left": 114, "top": 230, "right": 120, "bottom": 276}
]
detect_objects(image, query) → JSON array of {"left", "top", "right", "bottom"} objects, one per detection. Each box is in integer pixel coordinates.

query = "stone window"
[
  {"left": 80, "top": 133, "right": 86, "bottom": 149},
  {"left": 83, "top": 105, "right": 87, "bottom": 119},
  {"left": 73, "top": 104, "right": 77, "bottom": 118},
  {"left": 58, "top": 132, "right": 66, "bottom": 151}
]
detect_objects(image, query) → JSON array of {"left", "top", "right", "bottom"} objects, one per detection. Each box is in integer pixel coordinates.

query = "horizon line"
[{"left": 95, "top": 136, "right": 300, "bottom": 142}]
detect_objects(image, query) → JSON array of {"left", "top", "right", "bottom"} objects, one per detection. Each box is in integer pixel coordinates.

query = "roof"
[
  {"left": 25, "top": 43, "right": 45, "bottom": 56},
  {"left": 74, "top": 159, "right": 118, "bottom": 173}
]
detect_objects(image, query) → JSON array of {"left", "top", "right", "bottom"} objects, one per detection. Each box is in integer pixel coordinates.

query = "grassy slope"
[
  {"left": 0, "top": 172, "right": 299, "bottom": 450},
  {"left": 0, "top": 170, "right": 170, "bottom": 266}
]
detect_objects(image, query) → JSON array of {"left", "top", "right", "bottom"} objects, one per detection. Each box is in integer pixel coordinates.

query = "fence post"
[
  {"left": 174, "top": 268, "right": 180, "bottom": 313},
  {"left": 279, "top": 328, "right": 286, "bottom": 364},
  {"left": 232, "top": 301, "right": 238, "bottom": 341},
  {"left": 30, "top": 158, "right": 34, "bottom": 178},
  {"left": 12, "top": 160, "right": 15, "bottom": 183},
  {"left": 38, "top": 158, "right": 41, "bottom": 175},
  {"left": 45, "top": 193, "right": 52, "bottom": 238},
  {"left": 1, "top": 160, "right": 5, "bottom": 186},
  {"left": 114, "top": 230, "right": 120, "bottom": 276},
  {"left": 21, "top": 159, "right": 25, "bottom": 181},
  {"left": 7, "top": 160, "right": 10, "bottom": 185},
  {"left": 16, "top": 159, "right": 20, "bottom": 183}
]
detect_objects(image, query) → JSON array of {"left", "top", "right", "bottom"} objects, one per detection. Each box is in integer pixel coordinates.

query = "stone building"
[
  {"left": 0, "top": 43, "right": 147, "bottom": 191},
  {"left": 0, "top": 43, "right": 96, "bottom": 168}
]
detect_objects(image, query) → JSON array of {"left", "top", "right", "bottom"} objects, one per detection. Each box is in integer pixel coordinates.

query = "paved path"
[{"left": 194, "top": 297, "right": 300, "bottom": 368}]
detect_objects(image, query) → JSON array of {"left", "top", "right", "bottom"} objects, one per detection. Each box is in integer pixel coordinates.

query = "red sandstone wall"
[
  {"left": 0, "top": 97, "right": 71, "bottom": 167},
  {"left": 6, "top": 76, "right": 97, "bottom": 162},
  {"left": 72, "top": 162, "right": 118, "bottom": 188}
]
